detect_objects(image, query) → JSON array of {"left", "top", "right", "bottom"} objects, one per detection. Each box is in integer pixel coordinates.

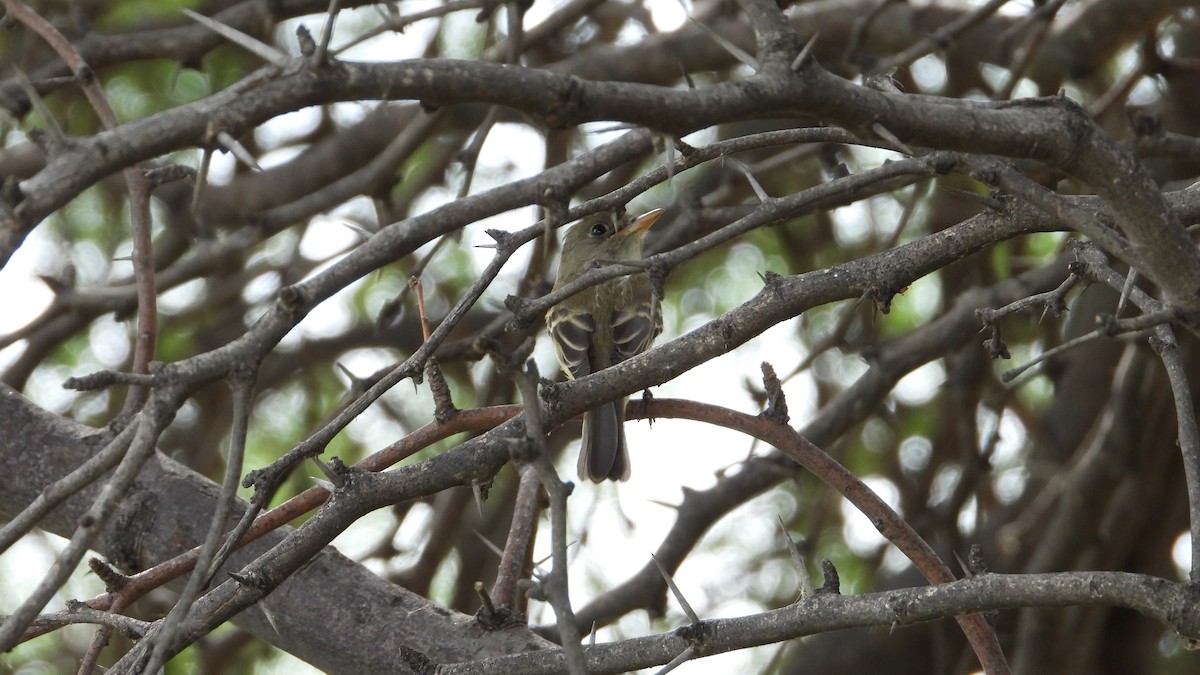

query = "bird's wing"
[
  {"left": 610, "top": 297, "right": 661, "bottom": 363},
  {"left": 547, "top": 307, "right": 595, "bottom": 379}
]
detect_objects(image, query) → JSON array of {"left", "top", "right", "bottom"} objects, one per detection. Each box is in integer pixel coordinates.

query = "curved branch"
[
  {"left": 10, "top": 56, "right": 1200, "bottom": 312},
  {"left": 452, "top": 571, "right": 1200, "bottom": 674}
]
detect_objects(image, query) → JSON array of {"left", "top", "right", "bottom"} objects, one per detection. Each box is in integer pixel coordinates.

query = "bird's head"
[{"left": 557, "top": 208, "right": 663, "bottom": 283}]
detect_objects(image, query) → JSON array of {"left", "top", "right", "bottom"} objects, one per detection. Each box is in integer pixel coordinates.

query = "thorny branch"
[{"left": 4, "top": 0, "right": 1200, "bottom": 673}]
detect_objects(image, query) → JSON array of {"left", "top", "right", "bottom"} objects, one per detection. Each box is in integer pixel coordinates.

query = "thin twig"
[
  {"left": 314, "top": 0, "right": 341, "bottom": 64},
  {"left": 977, "top": 271, "right": 1080, "bottom": 325},
  {"left": 21, "top": 605, "right": 151, "bottom": 638},
  {"left": 181, "top": 8, "right": 290, "bottom": 66},
  {"left": 0, "top": 419, "right": 139, "bottom": 555},
  {"left": 1069, "top": 243, "right": 1200, "bottom": 581},
  {"left": 999, "top": 309, "right": 1174, "bottom": 383},
  {"left": 456, "top": 106, "right": 501, "bottom": 199},
  {"left": 0, "top": 397, "right": 177, "bottom": 652},
  {"left": 995, "top": 0, "right": 1068, "bottom": 100},
  {"left": 2, "top": 0, "right": 159, "bottom": 413},
  {"left": 651, "top": 554, "right": 700, "bottom": 623},
  {"left": 625, "top": 397, "right": 1011, "bottom": 674},
  {"left": 491, "top": 465, "right": 542, "bottom": 613},
  {"left": 870, "top": 0, "right": 1011, "bottom": 76},
  {"left": 143, "top": 374, "right": 256, "bottom": 673},
  {"left": 52, "top": 404, "right": 520, "bottom": 644},
  {"left": 512, "top": 358, "right": 587, "bottom": 674}
]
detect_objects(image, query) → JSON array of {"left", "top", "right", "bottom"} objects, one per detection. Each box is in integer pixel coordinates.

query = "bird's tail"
[{"left": 578, "top": 400, "right": 630, "bottom": 482}]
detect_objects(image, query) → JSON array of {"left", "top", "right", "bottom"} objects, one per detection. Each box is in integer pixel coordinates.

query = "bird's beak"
[{"left": 618, "top": 208, "right": 664, "bottom": 236}]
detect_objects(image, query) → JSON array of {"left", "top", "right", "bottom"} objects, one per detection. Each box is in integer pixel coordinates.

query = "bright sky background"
[{"left": 0, "top": 1, "right": 1189, "bottom": 674}]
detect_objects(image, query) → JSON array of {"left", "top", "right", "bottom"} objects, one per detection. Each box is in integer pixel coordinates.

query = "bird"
[{"left": 546, "top": 208, "right": 664, "bottom": 482}]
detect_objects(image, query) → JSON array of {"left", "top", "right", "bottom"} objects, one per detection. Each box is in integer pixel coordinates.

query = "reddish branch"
[{"left": 16, "top": 404, "right": 520, "bottom": 645}]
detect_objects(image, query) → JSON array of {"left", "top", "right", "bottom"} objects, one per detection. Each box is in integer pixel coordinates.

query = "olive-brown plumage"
[{"left": 546, "top": 209, "right": 663, "bottom": 481}]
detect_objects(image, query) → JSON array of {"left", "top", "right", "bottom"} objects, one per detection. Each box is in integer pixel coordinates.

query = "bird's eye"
[{"left": 589, "top": 223, "right": 608, "bottom": 237}]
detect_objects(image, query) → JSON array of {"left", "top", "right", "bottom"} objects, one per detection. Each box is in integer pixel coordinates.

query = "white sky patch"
[
  {"left": 981, "top": 406, "right": 1027, "bottom": 469},
  {"left": 1128, "top": 74, "right": 1161, "bottom": 107},
  {"left": 900, "top": 435, "right": 933, "bottom": 473},
  {"left": 842, "top": 476, "right": 902, "bottom": 555},
  {"left": 903, "top": 271, "right": 943, "bottom": 317},
  {"left": 205, "top": 146, "right": 237, "bottom": 185},
  {"left": 930, "top": 464, "right": 962, "bottom": 506},
  {"left": 0, "top": 227, "right": 53, "bottom": 373},
  {"left": 298, "top": 215, "right": 366, "bottom": 262},
  {"left": 958, "top": 495, "right": 978, "bottom": 535},
  {"left": 1173, "top": 532, "right": 1191, "bottom": 579},
  {"left": 332, "top": 5, "right": 442, "bottom": 62},
  {"left": 911, "top": 53, "right": 947, "bottom": 92},
  {"left": 329, "top": 101, "right": 374, "bottom": 127},
  {"left": 297, "top": 284, "right": 358, "bottom": 340},
  {"left": 258, "top": 145, "right": 306, "bottom": 172},
  {"left": 979, "top": 62, "right": 1008, "bottom": 94},
  {"left": 1007, "top": 76, "right": 1040, "bottom": 99},
  {"left": 0, "top": 230, "right": 53, "bottom": 333},
  {"left": 994, "top": 466, "right": 1028, "bottom": 504},
  {"left": 649, "top": 0, "right": 689, "bottom": 31},
  {"left": 893, "top": 359, "right": 946, "bottom": 407},
  {"left": 881, "top": 544, "right": 914, "bottom": 574},
  {"left": 476, "top": 122, "right": 546, "bottom": 178},
  {"left": 0, "top": 342, "right": 25, "bottom": 377},
  {"left": 255, "top": 106, "right": 322, "bottom": 150},
  {"left": 88, "top": 316, "right": 131, "bottom": 368},
  {"left": 832, "top": 200, "right": 871, "bottom": 246},
  {"left": 332, "top": 507, "right": 397, "bottom": 562},
  {"left": 868, "top": 190, "right": 906, "bottom": 239},
  {"left": 23, "top": 364, "right": 76, "bottom": 414},
  {"left": 160, "top": 277, "right": 207, "bottom": 314},
  {"left": 578, "top": 121, "right": 639, "bottom": 152},
  {"left": 241, "top": 271, "right": 281, "bottom": 307},
  {"left": 815, "top": 347, "right": 870, "bottom": 390},
  {"left": 73, "top": 239, "right": 114, "bottom": 286},
  {"left": 0, "top": 533, "right": 104, "bottom": 620}
]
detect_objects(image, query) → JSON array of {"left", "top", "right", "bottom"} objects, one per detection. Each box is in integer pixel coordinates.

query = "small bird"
[{"left": 547, "top": 208, "right": 664, "bottom": 482}]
